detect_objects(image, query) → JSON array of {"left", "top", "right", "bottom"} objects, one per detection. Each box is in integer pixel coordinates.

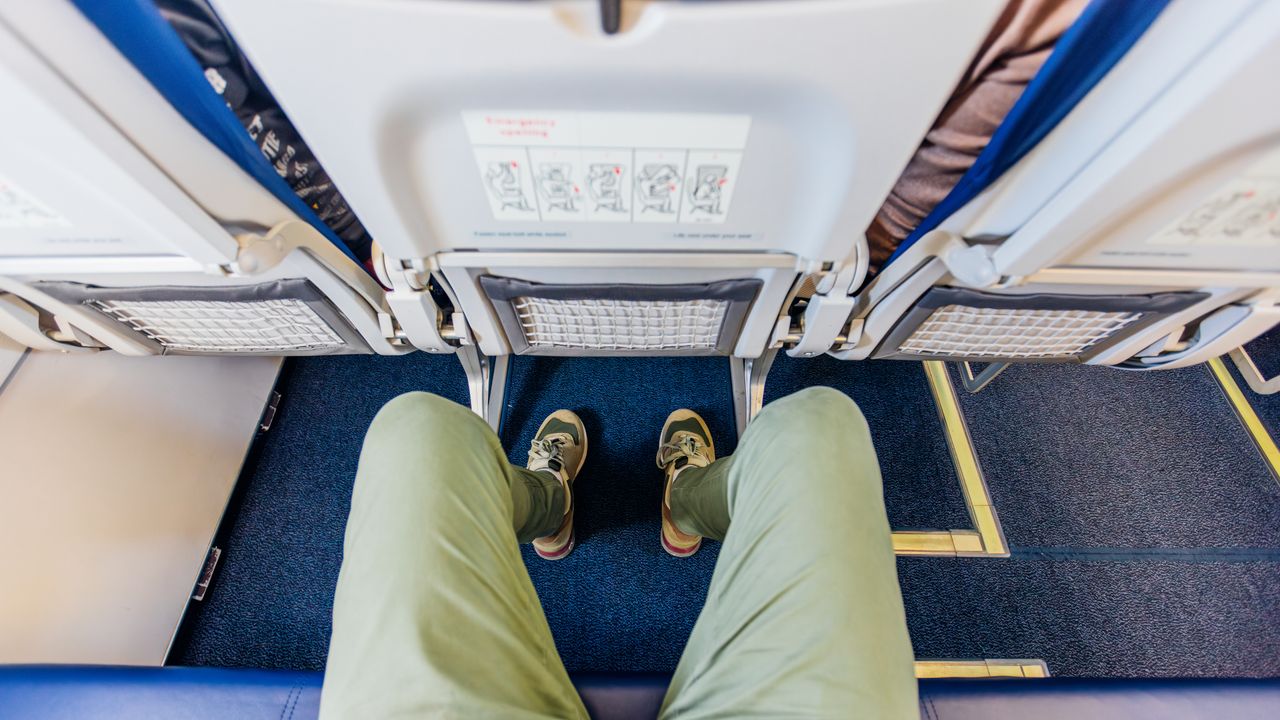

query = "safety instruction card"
[{"left": 463, "top": 111, "right": 750, "bottom": 225}]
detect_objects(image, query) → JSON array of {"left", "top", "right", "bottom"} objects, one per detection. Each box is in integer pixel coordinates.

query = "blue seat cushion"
[{"left": 2, "top": 666, "right": 1279, "bottom": 719}]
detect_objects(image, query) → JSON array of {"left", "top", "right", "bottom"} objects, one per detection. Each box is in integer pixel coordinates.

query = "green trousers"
[{"left": 320, "top": 387, "right": 917, "bottom": 719}]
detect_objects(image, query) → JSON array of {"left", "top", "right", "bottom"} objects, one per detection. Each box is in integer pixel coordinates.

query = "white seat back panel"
[
  {"left": 211, "top": 0, "right": 1002, "bottom": 263},
  {"left": 995, "top": 0, "right": 1280, "bottom": 276},
  {"left": 948, "top": 0, "right": 1258, "bottom": 241},
  {"left": 0, "top": 21, "right": 236, "bottom": 264}
]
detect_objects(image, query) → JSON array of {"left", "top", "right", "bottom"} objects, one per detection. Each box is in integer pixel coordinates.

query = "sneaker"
[
  {"left": 655, "top": 409, "right": 715, "bottom": 558},
  {"left": 528, "top": 409, "right": 588, "bottom": 560}
]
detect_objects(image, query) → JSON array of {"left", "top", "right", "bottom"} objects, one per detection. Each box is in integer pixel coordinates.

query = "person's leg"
[
  {"left": 319, "top": 392, "right": 588, "bottom": 720},
  {"left": 660, "top": 387, "right": 917, "bottom": 719}
]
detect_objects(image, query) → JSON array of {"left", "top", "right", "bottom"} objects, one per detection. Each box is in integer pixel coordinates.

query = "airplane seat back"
[
  {"left": 838, "top": 0, "right": 1280, "bottom": 373},
  {"left": 0, "top": 0, "right": 413, "bottom": 357},
  {"left": 206, "top": 0, "right": 1006, "bottom": 360}
]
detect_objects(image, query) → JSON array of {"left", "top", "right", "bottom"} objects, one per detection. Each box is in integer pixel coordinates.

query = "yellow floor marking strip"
[
  {"left": 894, "top": 372, "right": 1045, "bottom": 678},
  {"left": 892, "top": 531, "right": 957, "bottom": 556},
  {"left": 1209, "top": 357, "right": 1280, "bottom": 485},
  {"left": 914, "top": 659, "right": 1050, "bottom": 679},
  {"left": 891, "top": 361, "right": 1009, "bottom": 557},
  {"left": 892, "top": 530, "right": 986, "bottom": 556}
]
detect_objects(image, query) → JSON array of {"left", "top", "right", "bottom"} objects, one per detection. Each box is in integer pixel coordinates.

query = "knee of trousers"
[
  {"left": 743, "top": 386, "right": 876, "bottom": 493},
  {"left": 359, "top": 392, "right": 505, "bottom": 490},
  {"left": 754, "top": 386, "right": 869, "bottom": 444}
]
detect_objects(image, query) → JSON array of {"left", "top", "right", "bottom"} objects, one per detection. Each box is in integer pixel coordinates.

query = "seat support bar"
[
  {"left": 456, "top": 345, "right": 509, "bottom": 432},
  {"left": 729, "top": 348, "right": 779, "bottom": 438}
]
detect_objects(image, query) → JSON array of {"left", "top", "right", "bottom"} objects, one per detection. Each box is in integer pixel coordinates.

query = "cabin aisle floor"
[{"left": 171, "top": 355, "right": 1280, "bottom": 677}]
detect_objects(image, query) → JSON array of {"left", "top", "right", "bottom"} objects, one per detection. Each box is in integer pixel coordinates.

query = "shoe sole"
[
  {"left": 661, "top": 528, "right": 701, "bottom": 558},
  {"left": 534, "top": 409, "right": 587, "bottom": 561},
  {"left": 657, "top": 409, "right": 713, "bottom": 558},
  {"left": 536, "top": 530, "right": 576, "bottom": 560}
]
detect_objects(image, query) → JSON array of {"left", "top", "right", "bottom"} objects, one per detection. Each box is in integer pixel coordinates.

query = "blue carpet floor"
[
  {"left": 898, "top": 558, "right": 1280, "bottom": 676},
  {"left": 171, "top": 354, "right": 1280, "bottom": 677},
  {"left": 1235, "top": 328, "right": 1280, "bottom": 442},
  {"left": 955, "top": 363, "right": 1280, "bottom": 549},
  {"left": 1244, "top": 326, "right": 1280, "bottom": 381}
]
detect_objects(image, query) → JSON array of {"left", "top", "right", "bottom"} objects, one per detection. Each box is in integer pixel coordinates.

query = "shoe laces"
[
  {"left": 528, "top": 436, "right": 567, "bottom": 475},
  {"left": 658, "top": 434, "right": 710, "bottom": 470}
]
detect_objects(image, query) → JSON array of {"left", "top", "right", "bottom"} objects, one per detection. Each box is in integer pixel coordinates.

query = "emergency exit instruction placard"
[{"left": 462, "top": 111, "right": 750, "bottom": 225}]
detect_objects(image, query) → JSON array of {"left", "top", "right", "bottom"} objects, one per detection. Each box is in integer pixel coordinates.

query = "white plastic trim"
[
  {"left": 0, "top": 294, "right": 76, "bottom": 352},
  {"left": 1125, "top": 300, "right": 1280, "bottom": 370}
]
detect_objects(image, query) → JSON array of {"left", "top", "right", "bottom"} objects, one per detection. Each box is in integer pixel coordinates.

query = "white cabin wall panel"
[
  {"left": 0, "top": 336, "right": 24, "bottom": 382},
  {"left": 0, "top": 352, "right": 280, "bottom": 665}
]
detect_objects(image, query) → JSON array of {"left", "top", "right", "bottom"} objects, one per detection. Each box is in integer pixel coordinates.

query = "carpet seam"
[{"left": 1010, "top": 546, "right": 1280, "bottom": 563}]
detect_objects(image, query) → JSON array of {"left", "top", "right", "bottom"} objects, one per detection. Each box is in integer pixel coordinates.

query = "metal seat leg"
[
  {"left": 456, "top": 344, "right": 509, "bottom": 432},
  {"left": 959, "top": 361, "right": 1010, "bottom": 394},
  {"left": 730, "top": 347, "right": 779, "bottom": 438}
]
